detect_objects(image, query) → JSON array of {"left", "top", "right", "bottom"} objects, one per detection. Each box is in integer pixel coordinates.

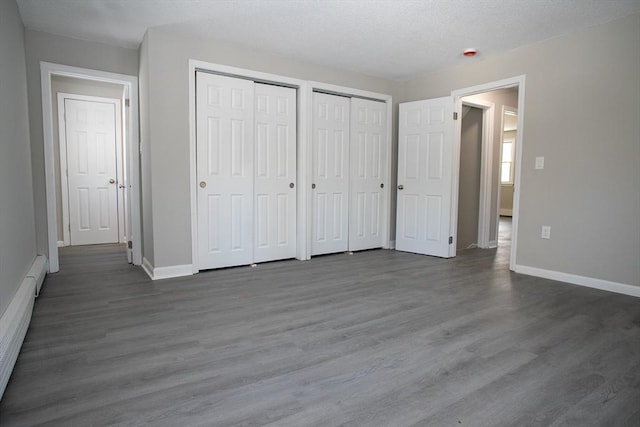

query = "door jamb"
[
  {"left": 41, "top": 62, "right": 142, "bottom": 272},
  {"left": 57, "top": 93, "right": 124, "bottom": 246},
  {"left": 451, "top": 75, "right": 526, "bottom": 271}
]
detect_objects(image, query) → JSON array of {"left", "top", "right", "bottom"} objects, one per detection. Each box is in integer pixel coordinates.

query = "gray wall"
[
  {"left": 402, "top": 13, "right": 640, "bottom": 286},
  {"left": 0, "top": 0, "right": 37, "bottom": 316},
  {"left": 51, "top": 76, "right": 125, "bottom": 242},
  {"left": 24, "top": 29, "right": 138, "bottom": 257},
  {"left": 457, "top": 107, "right": 483, "bottom": 250},
  {"left": 139, "top": 34, "right": 154, "bottom": 265},
  {"left": 142, "top": 27, "right": 400, "bottom": 268}
]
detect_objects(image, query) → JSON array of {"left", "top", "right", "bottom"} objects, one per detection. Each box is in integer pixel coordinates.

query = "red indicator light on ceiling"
[{"left": 463, "top": 48, "right": 477, "bottom": 57}]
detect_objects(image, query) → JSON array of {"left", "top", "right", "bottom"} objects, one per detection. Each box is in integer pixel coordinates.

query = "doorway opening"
[
  {"left": 451, "top": 76, "right": 525, "bottom": 271},
  {"left": 41, "top": 62, "right": 141, "bottom": 272}
]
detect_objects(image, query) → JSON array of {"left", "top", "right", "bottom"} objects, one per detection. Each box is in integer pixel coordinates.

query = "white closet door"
[
  {"left": 311, "top": 92, "right": 350, "bottom": 256},
  {"left": 396, "top": 96, "right": 454, "bottom": 257},
  {"left": 196, "top": 72, "right": 254, "bottom": 269},
  {"left": 254, "top": 83, "right": 297, "bottom": 263},
  {"left": 349, "top": 98, "right": 387, "bottom": 251},
  {"left": 64, "top": 98, "right": 119, "bottom": 245}
]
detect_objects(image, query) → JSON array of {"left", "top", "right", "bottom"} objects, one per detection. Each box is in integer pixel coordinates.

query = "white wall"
[
  {"left": 141, "top": 27, "right": 399, "bottom": 269},
  {"left": 402, "top": 13, "right": 640, "bottom": 286},
  {"left": 0, "top": 0, "right": 37, "bottom": 316},
  {"left": 23, "top": 29, "right": 139, "bottom": 258}
]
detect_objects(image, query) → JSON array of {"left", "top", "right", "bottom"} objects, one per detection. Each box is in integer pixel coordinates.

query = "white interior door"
[
  {"left": 311, "top": 92, "right": 350, "bottom": 256},
  {"left": 253, "top": 83, "right": 297, "bottom": 263},
  {"left": 64, "top": 98, "right": 119, "bottom": 245},
  {"left": 349, "top": 98, "right": 387, "bottom": 251},
  {"left": 396, "top": 96, "right": 454, "bottom": 257},
  {"left": 196, "top": 72, "right": 254, "bottom": 269}
]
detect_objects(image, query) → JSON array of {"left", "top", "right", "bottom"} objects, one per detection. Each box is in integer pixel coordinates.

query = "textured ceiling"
[{"left": 16, "top": 0, "right": 640, "bottom": 80}]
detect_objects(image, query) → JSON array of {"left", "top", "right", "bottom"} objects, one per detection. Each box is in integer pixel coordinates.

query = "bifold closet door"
[
  {"left": 349, "top": 98, "right": 387, "bottom": 251},
  {"left": 196, "top": 72, "right": 255, "bottom": 270},
  {"left": 311, "top": 92, "right": 350, "bottom": 256},
  {"left": 253, "top": 83, "right": 297, "bottom": 263}
]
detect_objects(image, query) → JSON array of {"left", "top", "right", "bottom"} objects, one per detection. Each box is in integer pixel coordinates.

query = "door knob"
[
  {"left": 199, "top": 181, "right": 206, "bottom": 188},
  {"left": 397, "top": 185, "right": 404, "bottom": 190},
  {"left": 380, "top": 183, "right": 384, "bottom": 188},
  {"left": 109, "top": 179, "right": 116, "bottom": 184},
  {"left": 312, "top": 183, "right": 316, "bottom": 189},
  {"left": 289, "top": 182, "right": 295, "bottom": 188}
]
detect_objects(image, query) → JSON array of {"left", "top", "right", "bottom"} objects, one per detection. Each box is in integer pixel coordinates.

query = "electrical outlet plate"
[{"left": 541, "top": 225, "right": 551, "bottom": 239}]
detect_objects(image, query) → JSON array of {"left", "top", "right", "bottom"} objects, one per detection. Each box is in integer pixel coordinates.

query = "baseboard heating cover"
[
  {"left": 28, "top": 255, "right": 47, "bottom": 297},
  {"left": 0, "top": 277, "right": 35, "bottom": 399}
]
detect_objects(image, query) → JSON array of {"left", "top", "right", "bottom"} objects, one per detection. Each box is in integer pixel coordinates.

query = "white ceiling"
[{"left": 16, "top": 0, "right": 640, "bottom": 81}]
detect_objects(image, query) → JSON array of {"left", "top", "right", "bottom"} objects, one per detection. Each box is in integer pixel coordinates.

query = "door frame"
[
  {"left": 41, "top": 62, "right": 142, "bottom": 272},
  {"left": 498, "top": 105, "right": 518, "bottom": 218},
  {"left": 451, "top": 75, "right": 526, "bottom": 271},
  {"left": 459, "top": 98, "right": 495, "bottom": 249},
  {"left": 57, "top": 93, "right": 124, "bottom": 246},
  {"left": 306, "top": 82, "right": 393, "bottom": 258},
  {"left": 189, "top": 60, "right": 309, "bottom": 273}
]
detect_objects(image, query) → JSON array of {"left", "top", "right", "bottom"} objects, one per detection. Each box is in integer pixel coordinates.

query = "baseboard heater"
[{"left": 0, "top": 255, "right": 46, "bottom": 399}]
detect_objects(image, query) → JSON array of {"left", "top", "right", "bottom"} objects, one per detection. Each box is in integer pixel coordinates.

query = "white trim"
[
  {"left": 457, "top": 98, "right": 495, "bottom": 249},
  {"left": 142, "top": 257, "right": 193, "bottom": 280},
  {"left": 57, "top": 240, "right": 65, "bottom": 247},
  {"left": 26, "top": 255, "right": 48, "bottom": 297},
  {"left": 515, "top": 264, "right": 640, "bottom": 298},
  {"left": 450, "top": 75, "right": 526, "bottom": 271},
  {"left": 40, "top": 62, "right": 141, "bottom": 272},
  {"left": 488, "top": 240, "right": 497, "bottom": 248},
  {"left": 57, "top": 93, "right": 124, "bottom": 246},
  {"left": 308, "top": 81, "right": 394, "bottom": 254}
]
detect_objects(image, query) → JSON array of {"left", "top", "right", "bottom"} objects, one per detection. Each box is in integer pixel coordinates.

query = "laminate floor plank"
[{"left": 1, "top": 225, "right": 639, "bottom": 426}]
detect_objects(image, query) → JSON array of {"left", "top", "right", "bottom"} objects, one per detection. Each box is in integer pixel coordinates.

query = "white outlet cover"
[
  {"left": 535, "top": 156, "right": 545, "bottom": 169},
  {"left": 541, "top": 225, "right": 551, "bottom": 239}
]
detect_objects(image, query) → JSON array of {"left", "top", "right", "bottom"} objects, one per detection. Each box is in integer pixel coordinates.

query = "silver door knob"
[
  {"left": 199, "top": 181, "right": 206, "bottom": 188},
  {"left": 109, "top": 179, "right": 116, "bottom": 184},
  {"left": 397, "top": 185, "right": 404, "bottom": 190}
]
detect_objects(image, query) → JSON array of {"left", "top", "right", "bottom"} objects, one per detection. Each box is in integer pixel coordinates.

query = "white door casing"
[
  {"left": 63, "top": 98, "right": 120, "bottom": 245},
  {"left": 196, "top": 72, "right": 255, "bottom": 269},
  {"left": 349, "top": 98, "right": 387, "bottom": 251},
  {"left": 253, "top": 83, "right": 297, "bottom": 263},
  {"left": 396, "top": 96, "right": 454, "bottom": 257},
  {"left": 311, "top": 92, "right": 351, "bottom": 256}
]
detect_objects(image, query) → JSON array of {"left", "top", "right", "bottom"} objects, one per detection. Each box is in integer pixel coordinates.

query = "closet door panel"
[
  {"left": 254, "top": 83, "right": 297, "bottom": 263},
  {"left": 349, "top": 98, "right": 388, "bottom": 251},
  {"left": 196, "top": 72, "right": 254, "bottom": 269},
  {"left": 312, "top": 92, "right": 350, "bottom": 256}
]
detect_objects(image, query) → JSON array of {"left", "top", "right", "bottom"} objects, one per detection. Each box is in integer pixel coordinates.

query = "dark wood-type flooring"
[{"left": 2, "top": 220, "right": 639, "bottom": 426}]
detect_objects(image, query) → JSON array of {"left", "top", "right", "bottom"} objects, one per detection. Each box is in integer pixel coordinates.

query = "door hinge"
[
  {"left": 449, "top": 236, "right": 453, "bottom": 244},
  {"left": 127, "top": 240, "right": 133, "bottom": 249},
  {"left": 453, "top": 112, "right": 458, "bottom": 120},
  {"left": 125, "top": 99, "right": 130, "bottom": 107}
]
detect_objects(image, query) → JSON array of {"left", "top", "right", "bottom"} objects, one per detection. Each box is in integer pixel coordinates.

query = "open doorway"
[
  {"left": 41, "top": 62, "right": 141, "bottom": 273},
  {"left": 451, "top": 76, "right": 524, "bottom": 271}
]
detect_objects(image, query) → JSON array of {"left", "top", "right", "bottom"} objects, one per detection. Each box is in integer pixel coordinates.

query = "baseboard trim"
[
  {"left": 514, "top": 264, "right": 640, "bottom": 298},
  {"left": 27, "top": 255, "right": 48, "bottom": 297},
  {"left": 389, "top": 240, "right": 396, "bottom": 250},
  {"left": 0, "top": 275, "right": 36, "bottom": 399},
  {"left": 142, "top": 257, "right": 193, "bottom": 280},
  {"left": 56, "top": 240, "right": 65, "bottom": 247}
]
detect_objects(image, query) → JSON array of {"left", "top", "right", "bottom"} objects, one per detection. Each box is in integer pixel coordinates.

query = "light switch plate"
[{"left": 535, "top": 156, "right": 545, "bottom": 170}]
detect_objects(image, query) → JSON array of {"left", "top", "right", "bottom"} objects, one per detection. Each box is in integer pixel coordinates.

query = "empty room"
[{"left": 1, "top": 0, "right": 639, "bottom": 425}]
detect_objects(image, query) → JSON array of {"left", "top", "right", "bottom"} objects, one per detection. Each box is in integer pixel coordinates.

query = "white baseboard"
[
  {"left": 500, "top": 209, "right": 512, "bottom": 216},
  {"left": 27, "top": 255, "right": 48, "bottom": 297},
  {"left": 0, "top": 275, "right": 36, "bottom": 399},
  {"left": 514, "top": 264, "right": 640, "bottom": 298},
  {"left": 142, "top": 257, "right": 193, "bottom": 280},
  {"left": 389, "top": 240, "right": 396, "bottom": 250},
  {"left": 57, "top": 240, "right": 65, "bottom": 247},
  {"left": 488, "top": 240, "right": 497, "bottom": 248}
]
